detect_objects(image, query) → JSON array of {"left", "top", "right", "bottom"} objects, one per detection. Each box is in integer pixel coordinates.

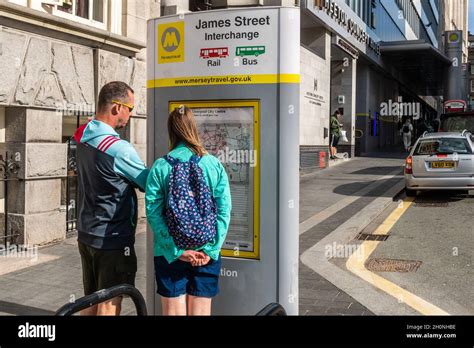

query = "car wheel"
[{"left": 406, "top": 189, "right": 417, "bottom": 197}]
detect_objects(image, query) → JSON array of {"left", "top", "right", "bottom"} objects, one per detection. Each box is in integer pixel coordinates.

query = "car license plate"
[{"left": 431, "top": 161, "right": 455, "bottom": 168}]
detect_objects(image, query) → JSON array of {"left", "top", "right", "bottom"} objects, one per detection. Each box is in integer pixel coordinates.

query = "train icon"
[{"left": 200, "top": 47, "right": 229, "bottom": 59}]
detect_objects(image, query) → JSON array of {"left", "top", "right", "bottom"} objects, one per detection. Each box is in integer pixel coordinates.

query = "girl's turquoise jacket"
[{"left": 145, "top": 143, "right": 232, "bottom": 263}]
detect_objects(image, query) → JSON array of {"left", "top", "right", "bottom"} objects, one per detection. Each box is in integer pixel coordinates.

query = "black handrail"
[
  {"left": 55, "top": 284, "right": 147, "bottom": 316},
  {"left": 255, "top": 303, "right": 287, "bottom": 316}
]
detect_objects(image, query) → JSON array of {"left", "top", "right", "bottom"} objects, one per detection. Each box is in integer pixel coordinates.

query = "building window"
[
  {"left": 370, "top": 0, "right": 376, "bottom": 29},
  {"left": 54, "top": 0, "right": 107, "bottom": 29},
  {"left": 395, "top": 0, "right": 427, "bottom": 39},
  {"left": 471, "top": 64, "right": 474, "bottom": 76},
  {"left": 471, "top": 80, "right": 474, "bottom": 93}
]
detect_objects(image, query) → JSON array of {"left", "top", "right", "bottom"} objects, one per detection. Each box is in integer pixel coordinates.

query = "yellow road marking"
[{"left": 346, "top": 197, "right": 450, "bottom": 315}]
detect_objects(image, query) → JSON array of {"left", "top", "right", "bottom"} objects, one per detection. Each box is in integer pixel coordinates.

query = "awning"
[{"left": 380, "top": 40, "right": 452, "bottom": 96}]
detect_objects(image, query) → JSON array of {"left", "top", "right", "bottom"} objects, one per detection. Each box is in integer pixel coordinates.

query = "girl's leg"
[
  {"left": 161, "top": 295, "right": 187, "bottom": 315},
  {"left": 187, "top": 295, "right": 212, "bottom": 316}
]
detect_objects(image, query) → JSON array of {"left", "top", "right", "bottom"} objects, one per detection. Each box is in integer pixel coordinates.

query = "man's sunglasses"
[{"left": 112, "top": 100, "right": 134, "bottom": 112}]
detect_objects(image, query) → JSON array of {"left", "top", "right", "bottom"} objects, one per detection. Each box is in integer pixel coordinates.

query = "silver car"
[{"left": 405, "top": 131, "right": 474, "bottom": 196}]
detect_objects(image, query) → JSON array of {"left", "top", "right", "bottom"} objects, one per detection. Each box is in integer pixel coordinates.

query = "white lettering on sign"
[
  {"left": 316, "top": 0, "right": 380, "bottom": 55},
  {"left": 220, "top": 267, "right": 238, "bottom": 278}
]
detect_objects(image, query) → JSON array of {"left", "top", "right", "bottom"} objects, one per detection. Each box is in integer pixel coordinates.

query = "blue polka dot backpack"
[{"left": 164, "top": 154, "right": 217, "bottom": 249}]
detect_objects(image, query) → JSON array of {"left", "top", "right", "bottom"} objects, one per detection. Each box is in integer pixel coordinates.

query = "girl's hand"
[
  {"left": 191, "top": 252, "right": 211, "bottom": 267},
  {"left": 179, "top": 250, "right": 199, "bottom": 263}
]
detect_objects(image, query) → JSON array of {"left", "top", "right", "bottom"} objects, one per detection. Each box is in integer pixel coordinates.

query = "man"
[
  {"left": 73, "top": 81, "right": 149, "bottom": 315},
  {"left": 330, "top": 110, "right": 343, "bottom": 160}
]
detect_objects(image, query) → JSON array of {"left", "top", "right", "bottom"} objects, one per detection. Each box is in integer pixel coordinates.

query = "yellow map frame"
[{"left": 169, "top": 100, "right": 260, "bottom": 259}]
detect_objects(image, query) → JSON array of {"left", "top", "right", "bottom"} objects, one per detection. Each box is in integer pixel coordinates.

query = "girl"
[{"left": 145, "top": 106, "right": 231, "bottom": 315}]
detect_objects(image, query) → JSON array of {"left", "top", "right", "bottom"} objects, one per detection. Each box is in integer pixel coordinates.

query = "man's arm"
[{"left": 112, "top": 141, "right": 149, "bottom": 191}]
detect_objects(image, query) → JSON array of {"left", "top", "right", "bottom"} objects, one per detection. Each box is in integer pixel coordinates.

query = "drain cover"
[
  {"left": 415, "top": 202, "right": 449, "bottom": 207},
  {"left": 414, "top": 198, "right": 449, "bottom": 207},
  {"left": 355, "top": 233, "right": 389, "bottom": 241},
  {"left": 365, "top": 258, "right": 422, "bottom": 273}
]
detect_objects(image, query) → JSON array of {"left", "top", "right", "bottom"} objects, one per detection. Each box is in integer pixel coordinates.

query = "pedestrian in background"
[
  {"left": 401, "top": 118, "right": 414, "bottom": 152},
  {"left": 330, "top": 110, "right": 343, "bottom": 159},
  {"left": 74, "top": 81, "right": 149, "bottom": 315},
  {"left": 146, "top": 106, "right": 232, "bottom": 316}
]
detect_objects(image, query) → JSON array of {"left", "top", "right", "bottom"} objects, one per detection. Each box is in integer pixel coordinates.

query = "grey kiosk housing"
[{"left": 146, "top": 7, "right": 300, "bottom": 315}]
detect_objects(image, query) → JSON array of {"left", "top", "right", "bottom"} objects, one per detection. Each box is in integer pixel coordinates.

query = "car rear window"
[
  {"left": 414, "top": 138, "right": 473, "bottom": 155},
  {"left": 440, "top": 115, "right": 474, "bottom": 132}
]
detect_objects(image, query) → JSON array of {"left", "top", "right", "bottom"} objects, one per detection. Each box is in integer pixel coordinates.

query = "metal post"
[
  {"left": 66, "top": 142, "right": 71, "bottom": 233},
  {"left": 4, "top": 152, "right": 7, "bottom": 249}
]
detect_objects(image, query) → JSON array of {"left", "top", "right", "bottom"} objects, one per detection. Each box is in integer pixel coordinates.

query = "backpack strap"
[
  {"left": 164, "top": 155, "right": 179, "bottom": 166},
  {"left": 190, "top": 155, "right": 201, "bottom": 164}
]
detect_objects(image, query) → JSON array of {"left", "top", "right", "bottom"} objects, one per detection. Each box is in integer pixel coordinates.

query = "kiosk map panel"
[{"left": 170, "top": 101, "right": 260, "bottom": 259}]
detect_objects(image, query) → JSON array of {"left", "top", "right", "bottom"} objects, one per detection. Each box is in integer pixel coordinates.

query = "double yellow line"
[{"left": 346, "top": 197, "right": 449, "bottom": 315}]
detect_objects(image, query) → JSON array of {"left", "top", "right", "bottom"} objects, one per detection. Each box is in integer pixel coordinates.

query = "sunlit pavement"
[
  {"left": 299, "top": 156, "right": 406, "bottom": 315},
  {"left": 0, "top": 222, "right": 147, "bottom": 316},
  {"left": 352, "top": 190, "right": 473, "bottom": 315}
]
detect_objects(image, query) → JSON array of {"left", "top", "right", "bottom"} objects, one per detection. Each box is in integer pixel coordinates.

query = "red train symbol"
[{"left": 200, "top": 47, "right": 229, "bottom": 59}]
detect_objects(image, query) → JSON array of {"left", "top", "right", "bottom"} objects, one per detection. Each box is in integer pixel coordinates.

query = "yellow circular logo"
[
  {"left": 161, "top": 27, "right": 181, "bottom": 52},
  {"left": 449, "top": 33, "right": 460, "bottom": 43}
]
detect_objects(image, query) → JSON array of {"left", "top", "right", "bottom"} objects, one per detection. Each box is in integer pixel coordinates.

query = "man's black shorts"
[{"left": 78, "top": 241, "right": 137, "bottom": 296}]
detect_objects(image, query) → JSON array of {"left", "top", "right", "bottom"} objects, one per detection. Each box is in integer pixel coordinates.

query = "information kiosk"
[{"left": 146, "top": 7, "right": 300, "bottom": 315}]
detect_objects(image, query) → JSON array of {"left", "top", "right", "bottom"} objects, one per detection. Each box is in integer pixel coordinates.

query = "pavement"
[
  {"left": 299, "top": 154, "right": 406, "bottom": 315},
  {"left": 0, "top": 154, "right": 408, "bottom": 316},
  {"left": 0, "top": 222, "right": 147, "bottom": 316}
]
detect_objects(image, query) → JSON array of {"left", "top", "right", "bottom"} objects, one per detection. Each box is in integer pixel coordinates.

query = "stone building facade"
[{"left": 0, "top": 0, "right": 159, "bottom": 246}]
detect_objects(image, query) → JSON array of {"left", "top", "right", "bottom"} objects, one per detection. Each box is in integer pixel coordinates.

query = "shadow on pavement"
[
  {"left": 414, "top": 190, "right": 470, "bottom": 203},
  {"left": 350, "top": 166, "right": 403, "bottom": 175},
  {"left": 0, "top": 300, "right": 55, "bottom": 316},
  {"left": 358, "top": 152, "right": 409, "bottom": 160},
  {"left": 333, "top": 178, "right": 403, "bottom": 198}
]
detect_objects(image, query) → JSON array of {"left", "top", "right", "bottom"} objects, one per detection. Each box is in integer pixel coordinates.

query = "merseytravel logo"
[
  {"left": 158, "top": 21, "right": 184, "bottom": 64},
  {"left": 448, "top": 32, "right": 460, "bottom": 44}
]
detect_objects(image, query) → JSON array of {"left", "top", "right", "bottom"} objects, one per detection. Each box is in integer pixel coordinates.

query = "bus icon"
[
  {"left": 200, "top": 47, "right": 229, "bottom": 59},
  {"left": 236, "top": 46, "right": 266, "bottom": 57}
]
